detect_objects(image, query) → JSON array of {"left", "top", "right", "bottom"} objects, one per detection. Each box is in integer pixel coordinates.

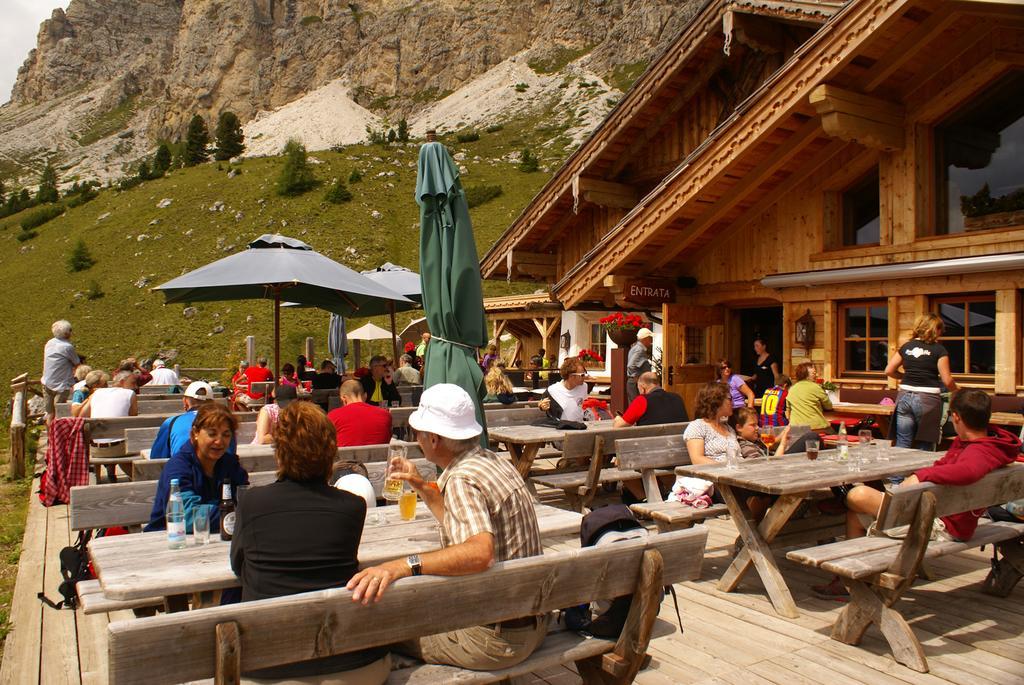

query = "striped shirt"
[{"left": 437, "top": 446, "right": 542, "bottom": 562}]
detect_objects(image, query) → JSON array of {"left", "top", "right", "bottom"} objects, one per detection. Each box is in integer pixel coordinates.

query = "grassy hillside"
[{"left": 0, "top": 120, "right": 557, "bottom": 390}]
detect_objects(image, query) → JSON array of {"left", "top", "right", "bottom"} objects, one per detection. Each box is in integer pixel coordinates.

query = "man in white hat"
[
  {"left": 627, "top": 327, "right": 654, "bottom": 403},
  {"left": 149, "top": 381, "right": 236, "bottom": 458},
  {"left": 149, "top": 359, "right": 180, "bottom": 386},
  {"left": 347, "top": 383, "right": 547, "bottom": 670}
]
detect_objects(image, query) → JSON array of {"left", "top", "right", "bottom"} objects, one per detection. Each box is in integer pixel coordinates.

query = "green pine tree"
[
  {"left": 67, "top": 238, "right": 96, "bottom": 272},
  {"left": 397, "top": 119, "right": 409, "bottom": 142},
  {"left": 214, "top": 111, "right": 245, "bottom": 160},
  {"left": 387, "top": 128, "right": 397, "bottom": 143},
  {"left": 518, "top": 148, "right": 539, "bottom": 173},
  {"left": 275, "top": 139, "right": 317, "bottom": 196},
  {"left": 153, "top": 143, "right": 172, "bottom": 174},
  {"left": 185, "top": 115, "right": 211, "bottom": 166},
  {"left": 348, "top": 168, "right": 363, "bottom": 184},
  {"left": 0, "top": 179, "right": 6, "bottom": 205},
  {"left": 36, "top": 162, "right": 59, "bottom": 203},
  {"left": 137, "top": 160, "right": 151, "bottom": 181},
  {"left": 324, "top": 179, "right": 352, "bottom": 204}
]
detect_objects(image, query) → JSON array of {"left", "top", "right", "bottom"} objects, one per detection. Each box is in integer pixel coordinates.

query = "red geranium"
[
  {"left": 578, "top": 348, "right": 604, "bottom": 364},
  {"left": 598, "top": 311, "right": 645, "bottom": 332}
]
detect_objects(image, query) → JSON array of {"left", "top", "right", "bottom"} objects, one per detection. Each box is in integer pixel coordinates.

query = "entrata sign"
[{"left": 624, "top": 279, "right": 676, "bottom": 305}]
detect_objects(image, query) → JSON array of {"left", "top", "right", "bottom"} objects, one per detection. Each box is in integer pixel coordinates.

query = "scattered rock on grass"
[
  {"left": 183, "top": 307, "right": 198, "bottom": 319},
  {"left": 157, "top": 198, "right": 173, "bottom": 208}
]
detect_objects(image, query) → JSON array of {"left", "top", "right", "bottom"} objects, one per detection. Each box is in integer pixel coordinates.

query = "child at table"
[{"left": 813, "top": 388, "right": 1021, "bottom": 599}]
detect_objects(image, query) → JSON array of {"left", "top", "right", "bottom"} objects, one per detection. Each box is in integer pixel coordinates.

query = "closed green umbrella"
[{"left": 416, "top": 141, "right": 489, "bottom": 444}]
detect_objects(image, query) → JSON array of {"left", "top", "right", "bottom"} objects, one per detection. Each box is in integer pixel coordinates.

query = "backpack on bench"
[{"left": 562, "top": 505, "right": 680, "bottom": 638}]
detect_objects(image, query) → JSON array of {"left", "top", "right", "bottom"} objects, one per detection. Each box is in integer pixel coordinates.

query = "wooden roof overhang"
[
  {"left": 483, "top": 293, "right": 562, "bottom": 314},
  {"left": 549, "top": 0, "right": 1024, "bottom": 308},
  {"left": 479, "top": 0, "right": 844, "bottom": 283}
]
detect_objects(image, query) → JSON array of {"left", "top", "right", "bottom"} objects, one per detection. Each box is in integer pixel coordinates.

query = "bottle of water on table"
[{"left": 166, "top": 478, "right": 186, "bottom": 550}]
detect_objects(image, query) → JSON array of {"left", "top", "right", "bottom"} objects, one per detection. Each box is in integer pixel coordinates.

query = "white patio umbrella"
[
  {"left": 362, "top": 263, "right": 422, "bottom": 362},
  {"left": 346, "top": 323, "right": 394, "bottom": 368}
]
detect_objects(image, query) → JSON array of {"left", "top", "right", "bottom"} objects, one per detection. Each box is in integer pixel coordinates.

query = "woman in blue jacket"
[{"left": 145, "top": 402, "right": 249, "bottom": 533}]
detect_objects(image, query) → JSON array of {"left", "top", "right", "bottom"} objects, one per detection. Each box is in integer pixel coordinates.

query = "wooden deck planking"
[
  {"left": 0, "top": 477, "right": 47, "bottom": 685},
  {"left": 40, "top": 499, "right": 79, "bottom": 685},
  {"left": 3, "top": 478, "right": 1024, "bottom": 684}
]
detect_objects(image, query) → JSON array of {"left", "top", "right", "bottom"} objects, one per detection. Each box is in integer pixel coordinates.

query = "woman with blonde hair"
[
  {"left": 885, "top": 312, "right": 958, "bottom": 450},
  {"left": 483, "top": 365, "right": 516, "bottom": 405},
  {"left": 231, "top": 401, "right": 389, "bottom": 683},
  {"left": 785, "top": 361, "right": 833, "bottom": 431}
]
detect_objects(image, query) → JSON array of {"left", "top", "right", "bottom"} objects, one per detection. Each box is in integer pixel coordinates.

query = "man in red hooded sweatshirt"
[{"left": 814, "top": 388, "right": 1021, "bottom": 598}]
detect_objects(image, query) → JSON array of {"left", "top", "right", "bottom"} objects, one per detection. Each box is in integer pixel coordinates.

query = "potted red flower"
[
  {"left": 578, "top": 348, "right": 604, "bottom": 366},
  {"left": 598, "top": 311, "right": 645, "bottom": 346}
]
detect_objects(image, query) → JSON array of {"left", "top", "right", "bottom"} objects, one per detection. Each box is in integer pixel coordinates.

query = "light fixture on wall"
[
  {"left": 795, "top": 309, "right": 815, "bottom": 346},
  {"left": 560, "top": 331, "right": 571, "bottom": 351}
]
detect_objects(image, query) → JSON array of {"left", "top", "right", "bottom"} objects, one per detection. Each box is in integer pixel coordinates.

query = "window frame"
[
  {"left": 838, "top": 300, "right": 890, "bottom": 377},
  {"left": 931, "top": 293, "right": 997, "bottom": 379},
  {"left": 587, "top": 322, "right": 608, "bottom": 367},
  {"left": 840, "top": 167, "right": 881, "bottom": 247}
]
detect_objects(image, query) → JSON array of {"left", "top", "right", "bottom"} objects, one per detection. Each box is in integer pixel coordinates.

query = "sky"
[{"left": 0, "top": 1, "right": 69, "bottom": 105}]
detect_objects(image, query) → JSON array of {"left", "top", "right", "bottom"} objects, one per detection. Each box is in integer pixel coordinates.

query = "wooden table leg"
[
  {"left": 717, "top": 487, "right": 804, "bottom": 619},
  {"left": 166, "top": 594, "right": 190, "bottom": 613}
]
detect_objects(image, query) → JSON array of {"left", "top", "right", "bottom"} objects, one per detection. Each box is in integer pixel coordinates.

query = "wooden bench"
[
  {"left": 125, "top": 421, "right": 258, "bottom": 455},
  {"left": 530, "top": 423, "right": 689, "bottom": 512},
  {"left": 616, "top": 435, "right": 730, "bottom": 530},
  {"left": 105, "top": 526, "right": 709, "bottom": 685},
  {"left": 787, "top": 463, "right": 1024, "bottom": 672},
  {"left": 131, "top": 442, "right": 425, "bottom": 481}
]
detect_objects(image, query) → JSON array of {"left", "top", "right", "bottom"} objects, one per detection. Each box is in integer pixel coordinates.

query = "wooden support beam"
[
  {"left": 573, "top": 176, "right": 639, "bottom": 212},
  {"left": 995, "top": 289, "right": 1020, "bottom": 395},
  {"left": 650, "top": 118, "right": 824, "bottom": 270},
  {"left": 509, "top": 250, "right": 557, "bottom": 279},
  {"left": 858, "top": 5, "right": 957, "bottom": 93},
  {"left": 809, "top": 84, "right": 905, "bottom": 151}
]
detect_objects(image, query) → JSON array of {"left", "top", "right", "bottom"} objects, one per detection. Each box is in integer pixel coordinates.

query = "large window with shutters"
[
  {"left": 839, "top": 302, "right": 889, "bottom": 375},
  {"left": 933, "top": 295, "right": 996, "bottom": 376}
]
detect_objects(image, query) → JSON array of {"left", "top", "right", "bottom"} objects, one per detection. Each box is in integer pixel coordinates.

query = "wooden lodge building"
[{"left": 482, "top": 0, "right": 1024, "bottom": 411}]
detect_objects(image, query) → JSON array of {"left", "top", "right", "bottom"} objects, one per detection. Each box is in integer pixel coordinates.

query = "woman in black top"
[
  {"left": 748, "top": 338, "right": 780, "bottom": 400},
  {"left": 885, "top": 313, "right": 958, "bottom": 450},
  {"left": 230, "top": 402, "right": 389, "bottom": 683}
]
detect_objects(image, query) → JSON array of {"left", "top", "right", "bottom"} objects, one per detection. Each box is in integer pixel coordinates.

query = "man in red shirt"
[
  {"left": 243, "top": 357, "right": 275, "bottom": 400},
  {"left": 612, "top": 372, "right": 688, "bottom": 427},
  {"left": 814, "top": 388, "right": 1021, "bottom": 598},
  {"left": 328, "top": 380, "right": 394, "bottom": 447}
]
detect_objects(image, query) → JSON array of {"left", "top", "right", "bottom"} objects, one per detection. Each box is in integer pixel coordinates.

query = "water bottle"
[
  {"left": 837, "top": 423, "right": 849, "bottom": 461},
  {"left": 166, "top": 478, "right": 186, "bottom": 550}
]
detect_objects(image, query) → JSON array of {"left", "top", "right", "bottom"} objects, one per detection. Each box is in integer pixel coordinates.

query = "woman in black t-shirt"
[
  {"left": 748, "top": 338, "right": 780, "bottom": 400},
  {"left": 884, "top": 313, "right": 958, "bottom": 450}
]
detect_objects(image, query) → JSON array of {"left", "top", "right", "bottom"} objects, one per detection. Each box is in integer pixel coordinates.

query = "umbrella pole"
[
  {"left": 389, "top": 302, "right": 399, "bottom": 364},
  {"left": 274, "top": 289, "right": 281, "bottom": 382}
]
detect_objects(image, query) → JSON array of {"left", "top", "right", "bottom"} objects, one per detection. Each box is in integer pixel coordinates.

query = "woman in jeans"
[{"left": 885, "top": 313, "right": 958, "bottom": 450}]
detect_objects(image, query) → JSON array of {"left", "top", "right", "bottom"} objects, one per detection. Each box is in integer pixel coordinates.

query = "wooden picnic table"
[
  {"left": 89, "top": 502, "right": 582, "bottom": 603},
  {"left": 675, "top": 445, "right": 938, "bottom": 619},
  {"left": 488, "top": 423, "right": 607, "bottom": 480}
]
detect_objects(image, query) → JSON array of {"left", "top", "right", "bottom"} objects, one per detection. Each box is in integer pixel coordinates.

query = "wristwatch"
[{"left": 406, "top": 554, "right": 422, "bottom": 576}]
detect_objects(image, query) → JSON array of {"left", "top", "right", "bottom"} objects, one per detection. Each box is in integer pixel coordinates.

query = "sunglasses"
[
  {"left": 570, "top": 372, "right": 588, "bottom": 377},
  {"left": 720, "top": 366, "right": 730, "bottom": 371}
]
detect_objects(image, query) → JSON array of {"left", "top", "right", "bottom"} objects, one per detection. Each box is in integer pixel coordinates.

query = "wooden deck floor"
[{"left": 2, "top": 477, "right": 1023, "bottom": 685}]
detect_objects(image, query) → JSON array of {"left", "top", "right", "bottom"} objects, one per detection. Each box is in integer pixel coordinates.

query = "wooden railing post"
[
  {"left": 305, "top": 337, "right": 315, "bottom": 364},
  {"left": 9, "top": 387, "right": 26, "bottom": 479},
  {"left": 245, "top": 336, "right": 257, "bottom": 367}
]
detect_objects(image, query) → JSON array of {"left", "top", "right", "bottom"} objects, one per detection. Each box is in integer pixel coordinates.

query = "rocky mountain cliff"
[{"left": 1, "top": 0, "right": 700, "bottom": 183}]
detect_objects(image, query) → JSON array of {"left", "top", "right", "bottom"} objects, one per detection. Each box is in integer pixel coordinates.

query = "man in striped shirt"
[{"left": 347, "top": 383, "right": 546, "bottom": 670}]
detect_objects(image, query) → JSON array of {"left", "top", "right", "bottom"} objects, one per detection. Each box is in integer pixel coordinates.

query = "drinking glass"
[
  {"left": 382, "top": 445, "right": 406, "bottom": 502},
  {"left": 805, "top": 439, "right": 820, "bottom": 461},
  {"left": 399, "top": 488, "right": 417, "bottom": 521},
  {"left": 193, "top": 504, "right": 211, "bottom": 545},
  {"left": 759, "top": 427, "right": 776, "bottom": 457},
  {"left": 847, "top": 449, "right": 863, "bottom": 472},
  {"left": 725, "top": 443, "right": 741, "bottom": 470}
]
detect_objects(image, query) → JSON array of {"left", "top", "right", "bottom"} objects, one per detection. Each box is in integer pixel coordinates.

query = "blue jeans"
[{"left": 894, "top": 392, "right": 935, "bottom": 451}]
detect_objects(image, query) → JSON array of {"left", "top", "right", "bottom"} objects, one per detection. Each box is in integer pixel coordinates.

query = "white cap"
[
  {"left": 153, "top": 359, "right": 166, "bottom": 368},
  {"left": 409, "top": 384, "right": 483, "bottom": 440},
  {"left": 184, "top": 381, "right": 214, "bottom": 400},
  {"left": 637, "top": 327, "right": 654, "bottom": 340}
]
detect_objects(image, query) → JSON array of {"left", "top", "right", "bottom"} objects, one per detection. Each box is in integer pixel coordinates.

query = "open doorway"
[{"left": 736, "top": 306, "right": 784, "bottom": 380}]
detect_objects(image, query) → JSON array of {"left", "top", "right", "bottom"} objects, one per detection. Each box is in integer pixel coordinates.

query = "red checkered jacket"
[{"left": 40, "top": 417, "right": 89, "bottom": 506}]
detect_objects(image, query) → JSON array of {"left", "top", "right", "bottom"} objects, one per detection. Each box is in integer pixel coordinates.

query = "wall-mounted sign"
[{"left": 624, "top": 279, "right": 676, "bottom": 305}]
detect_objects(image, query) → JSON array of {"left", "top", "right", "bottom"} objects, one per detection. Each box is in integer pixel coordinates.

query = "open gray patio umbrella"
[
  {"left": 362, "top": 262, "right": 423, "bottom": 363},
  {"left": 154, "top": 234, "right": 411, "bottom": 377},
  {"left": 328, "top": 313, "right": 348, "bottom": 373},
  {"left": 416, "top": 141, "right": 489, "bottom": 444}
]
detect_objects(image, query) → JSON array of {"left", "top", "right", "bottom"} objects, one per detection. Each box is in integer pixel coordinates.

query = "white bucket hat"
[
  {"left": 153, "top": 359, "right": 166, "bottom": 368},
  {"left": 637, "top": 327, "right": 654, "bottom": 340},
  {"left": 409, "top": 384, "right": 483, "bottom": 440}
]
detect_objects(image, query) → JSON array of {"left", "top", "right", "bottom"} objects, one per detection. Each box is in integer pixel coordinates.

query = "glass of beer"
[
  {"left": 382, "top": 445, "right": 406, "bottom": 502},
  {"left": 805, "top": 439, "right": 820, "bottom": 461},
  {"left": 399, "top": 488, "right": 417, "bottom": 521}
]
